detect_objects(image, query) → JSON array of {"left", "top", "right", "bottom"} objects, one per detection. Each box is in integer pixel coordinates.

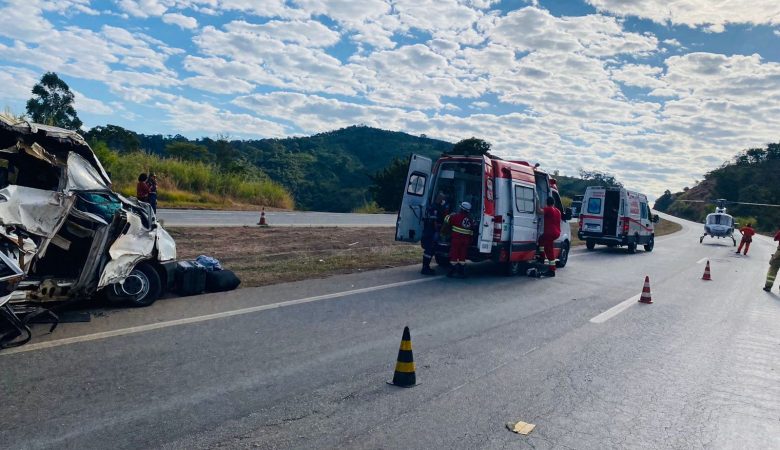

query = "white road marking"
[
  {"left": 1, "top": 278, "right": 437, "bottom": 356},
  {"left": 697, "top": 257, "right": 709, "bottom": 264},
  {"left": 590, "top": 294, "right": 641, "bottom": 324}
]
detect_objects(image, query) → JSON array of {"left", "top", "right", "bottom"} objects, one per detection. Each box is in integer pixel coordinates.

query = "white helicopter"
[{"left": 680, "top": 198, "right": 780, "bottom": 245}]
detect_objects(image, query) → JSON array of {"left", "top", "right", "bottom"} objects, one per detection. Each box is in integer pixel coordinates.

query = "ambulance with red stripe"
[
  {"left": 396, "top": 154, "right": 572, "bottom": 275},
  {"left": 577, "top": 186, "right": 659, "bottom": 253}
]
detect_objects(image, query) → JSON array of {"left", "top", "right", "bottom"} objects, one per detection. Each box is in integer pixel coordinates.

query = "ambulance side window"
[
  {"left": 640, "top": 202, "right": 648, "bottom": 219},
  {"left": 514, "top": 185, "right": 535, "bottom": 213},
  {"left": 406, "top": 173, "right": 427, "bottom": 196},
  {"left": 587, "top": 198, "right": 601, "bottom": 214}
]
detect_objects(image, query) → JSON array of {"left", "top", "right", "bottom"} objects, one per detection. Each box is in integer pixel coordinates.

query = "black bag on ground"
[
  {"left": 205, "top": 269, "right": 241, "bottom": 292},
  {"left": 175, "top": 260, "right": 207, "bottom": 296}
]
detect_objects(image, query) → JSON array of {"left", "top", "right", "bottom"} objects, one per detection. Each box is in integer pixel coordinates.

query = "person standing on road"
[
  {"left": 763, "top": 228, "right": 780, "bottom": 292},
  {"left": 420, "top": 192, "right": 449, "bottom": 275},
  {"left": 737, "top": 223, "right": 756, "bottom": 255},
  {"left": 136, "top": 173, "right": 150, "bottom": 203},
  {"left": 147, "top": 172, "right": 158, "bottom": 212},
  {"left": 538, "top": 197, "right": 562, "bottom": 277},
  {"left": 442, "top": 202, "right": 474, "bottom": 278}
]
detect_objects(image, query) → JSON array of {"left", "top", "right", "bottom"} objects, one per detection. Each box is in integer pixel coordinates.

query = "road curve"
[
  {"left": 1, "top": 213, "right": 778, "bottom": 449},
  {"left": 156, "top": 209, "right": 397, "bottom": 227}
]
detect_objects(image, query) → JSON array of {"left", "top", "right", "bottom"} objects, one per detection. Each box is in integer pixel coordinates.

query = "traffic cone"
[
  {"left": 388, "top": 326, "right": 417, "bottom": 387},
  {"left": 702, "top": 260, "right": 712, "bottom": 281},
  {"left": 257, "top": 208, "right": 268, "bottom": 227},
  {"left": 638, "top": 275, "right": 653, "bottom": 304}
]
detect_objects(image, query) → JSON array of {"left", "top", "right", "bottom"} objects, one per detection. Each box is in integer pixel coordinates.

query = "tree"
[
  {"left": 25, "top": 72, "right": 83, "bottom": 130},
  {"left": 369, "top": 157, "right": 409, "bottom": 211},
  {"left": 578, "top": 170, "right": 623, "bottom": 188},
  {"left": 84, "top": 124, "right": 140, "bottom": 153},
  {"left": 450, "top": 137, "right": 491, "bottom": 156},
  {"left": 165, "top": 142, "right": 212, "bottom": 162}
]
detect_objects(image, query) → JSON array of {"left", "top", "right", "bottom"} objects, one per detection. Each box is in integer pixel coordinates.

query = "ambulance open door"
[
  {"left": 478, "top": 155, "right": 495, "bottom": 253},
  {"left": 395, "top": 154, "right": 432, "bottom": 242}
]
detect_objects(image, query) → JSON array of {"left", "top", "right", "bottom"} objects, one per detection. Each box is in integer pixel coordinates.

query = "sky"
[{"left": 1, "top": 0, "right": 780, "bottom": 197}]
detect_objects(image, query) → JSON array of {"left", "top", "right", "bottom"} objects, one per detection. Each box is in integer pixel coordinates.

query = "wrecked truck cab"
[{"left": 0, "top": 116, "right": 176, "bottom": 307}]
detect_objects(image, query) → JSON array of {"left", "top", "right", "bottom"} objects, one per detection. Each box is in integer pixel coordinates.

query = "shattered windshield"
[{"left": 66, "top": 152, "right": 110, "bottom": 192}]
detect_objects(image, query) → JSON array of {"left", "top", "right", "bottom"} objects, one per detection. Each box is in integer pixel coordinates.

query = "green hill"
[{"left": 654, "top": 143, "right": 780, "bottom": 232}]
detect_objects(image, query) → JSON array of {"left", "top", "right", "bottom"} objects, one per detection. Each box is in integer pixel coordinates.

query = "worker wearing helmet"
[
  {"left": 763, "top": 228, "right": 780, "bottom": 292},
  {"left": 442, "top": 201, "right": 474, "bottom": 278},
  {"left": 736, "top": 223, "right": 756, "bottom": 255},
  {"left": 538, "top": 197, "right": 562, "bottom": 277}
]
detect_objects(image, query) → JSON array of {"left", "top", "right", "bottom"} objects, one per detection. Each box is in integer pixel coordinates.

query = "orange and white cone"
[
  {"left": 638, "top": 275, "right": 653, "bottom": 304},
  {"left": 257, "top": 207, "right": 268, "bottom": 226},
  {"left": 702, "top": 260, "right": 712, "bottom": 281}
]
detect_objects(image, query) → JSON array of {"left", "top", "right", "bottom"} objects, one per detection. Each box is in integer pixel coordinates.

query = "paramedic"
[
  {"left": 763, "top": 228, "right": 780, "bottom": 292},
  {"left": 538, "top": 197, "right": 562, "bottom": 276},
  {"left": 442, "top": 202, "right": 474, "bottom": 278},
  {"left": 737, "top": 223, "right": 756, "bottom": 255},
  {"left": 420, "top": 192, "right": 449, "bottom": 275}
]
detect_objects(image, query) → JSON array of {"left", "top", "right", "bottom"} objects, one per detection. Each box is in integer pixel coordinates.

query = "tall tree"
[
  {"left": 450, "top": 137, "right": 491, "bottom": 156},
  {"left": 370, "top": 157, "right": 409, "bottom": 211},
  {"left": 25, "top": 72, "right": 83, "bottom": 130}
]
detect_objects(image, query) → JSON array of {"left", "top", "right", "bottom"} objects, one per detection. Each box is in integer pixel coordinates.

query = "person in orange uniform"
[
  {"left": 442, "top": 202, "right": 474, "bottom": 278},
  {"left": 736, "top": 223, "right": 756, "bottom": 255},
  {"left": 537, "top": 197, "right": 562, "bottom": 277},
  {"left": 763, "top": 228, "right": 780, "bottom": 292}
]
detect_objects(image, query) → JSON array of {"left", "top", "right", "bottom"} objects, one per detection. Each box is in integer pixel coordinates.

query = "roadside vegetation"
[{"left": 92, "top": 143, "right": 294, "bottom": 209}]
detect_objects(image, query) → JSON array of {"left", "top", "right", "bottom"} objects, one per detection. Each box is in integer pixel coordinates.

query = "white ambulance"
[
  {"left": 577, "top": 186, "right": 659, "bottom": 253},
  {"left": 396, "top": 153, "right": 572, "bottom": 275}
]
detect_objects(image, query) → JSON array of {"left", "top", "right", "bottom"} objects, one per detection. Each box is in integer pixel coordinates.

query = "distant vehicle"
[
  {"left": 396, "top": 153, "right": 572, "bottom": 275},
  {"left": 570, "top": 195, "right": 584, "bottom": 219},
  {"left": 679, "top": 198, "right": 780, "bottom": 245},
  {"left": 0, "top": 116, "right": 177, "bottom": 307},
  {"left": 578, "top": 186, "right": 658, "bottom": 253}
]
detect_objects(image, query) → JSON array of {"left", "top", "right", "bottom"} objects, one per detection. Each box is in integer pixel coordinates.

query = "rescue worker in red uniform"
[
  {"left": 763, "top": 227, "right": 780, "bottom": 292},
  {"left": 537, "top": 197, "right": 562, "bottom": 276},
  {"left": 442, "top": 202, "right": 474, "bottom": 278},
  {"left": 736, "top": 223, "right": 756, "bottom": 255}
]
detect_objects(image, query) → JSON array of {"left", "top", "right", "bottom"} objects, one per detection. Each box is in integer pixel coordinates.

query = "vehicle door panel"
[
  {"left": 510, "top": 182, "right": 537, "bottom": 261},
  {"left": 395, "top": 154, "right": 432, "bottom": 242}
]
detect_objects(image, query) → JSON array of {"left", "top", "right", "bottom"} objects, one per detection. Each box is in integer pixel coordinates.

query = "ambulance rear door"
[
  {"left": 581, "top": 187, "right": 605, "bottom": 234},
  {"left": 509, "top": 181, "right": 538, "bottom": 261},
  {"left": 395, "top": 154, "right": 432, "bottom": 242},
  {"left": 478, "top": 155, "right": 495, "bottom": 253}
]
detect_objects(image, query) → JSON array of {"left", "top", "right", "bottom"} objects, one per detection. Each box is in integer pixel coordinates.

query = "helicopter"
[{"left": 679, "top": 198, "right": 780, "bottom": 245}]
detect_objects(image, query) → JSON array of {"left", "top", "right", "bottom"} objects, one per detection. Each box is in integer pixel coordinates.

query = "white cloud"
[
  {"left": 663, "top": 38, "right": 682, "bottom": 47},
  {"left": 72, "top": 90, "right": 114, "bottom": 115},
  {"left": 586, "top": 0, "right": 780, "bottom": 31},
  {"left": 162, "top": 13, "right": 198, "bottom": 30}
]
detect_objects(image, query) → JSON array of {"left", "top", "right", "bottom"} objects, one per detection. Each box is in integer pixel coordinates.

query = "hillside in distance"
[{"left": 654, "top": 143, "right": 780, "bottom": 232}]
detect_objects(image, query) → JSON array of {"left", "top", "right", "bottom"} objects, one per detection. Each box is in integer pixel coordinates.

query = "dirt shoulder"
[
  {"left": 168, "top": 227, "right": 420, "bottom": 288},
  {"left": 171, "top": 218, "right": 684, "bottom": 289}
]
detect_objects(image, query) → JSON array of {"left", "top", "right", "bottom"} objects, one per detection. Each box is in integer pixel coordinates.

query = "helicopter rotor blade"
[{"left": 731, "top": 201, "right": 780, "bottom": 208}]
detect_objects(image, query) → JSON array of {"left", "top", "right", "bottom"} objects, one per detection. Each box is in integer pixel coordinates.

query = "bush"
[
  {"left": 95, "top": 145, "right": 294, "bottom": 209},
  {"left": 353, "top": 201, "right": 385, "bottom": 214}
]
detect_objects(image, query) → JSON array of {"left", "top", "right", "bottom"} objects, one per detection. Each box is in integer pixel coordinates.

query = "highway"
[
  {"left": 1, "top": 214, "right": 779, "bottom": 449},
  {"left": 156, "top": 209, "right": 396, "bottom": 227}
]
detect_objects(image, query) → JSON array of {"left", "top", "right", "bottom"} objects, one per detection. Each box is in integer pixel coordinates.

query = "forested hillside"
[
  {"left": 86, "top": 125, "right": 449, "bottom": 212},
  {"left": 654, "top": 143, "right": 780, "bottom": 232}
]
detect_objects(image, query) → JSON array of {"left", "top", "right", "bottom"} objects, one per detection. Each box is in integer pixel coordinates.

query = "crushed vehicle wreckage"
[{"left": 0, "top": 116, "right": 177, "bottom": 349}]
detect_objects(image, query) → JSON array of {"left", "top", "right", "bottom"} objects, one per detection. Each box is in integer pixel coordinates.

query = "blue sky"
[{"left": 1, "top": 0, "right": 779, "bottom": 197}]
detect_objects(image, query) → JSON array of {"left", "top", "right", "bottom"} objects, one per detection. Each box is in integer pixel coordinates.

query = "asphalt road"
[
  {"left": 156, "top": 209, "right": 397, "bottom": 227},
  {"left": 2, "top": 214, "right": 779, "bottom": 449}
]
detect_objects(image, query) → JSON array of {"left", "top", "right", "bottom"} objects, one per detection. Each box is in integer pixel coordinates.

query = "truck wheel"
[
  {"left": 627, "top": 242, "right": 637, "bottom": 254},
  {"left": 105, "top": 262, "right": 162, "bottom": 307},
  {"left": 434, "top": 254, "right": 451, "bottom": 267},
  {"left": 556, "top": 241, "right": 570, "bottom": 268},
  {"left": 644, "top": 235, "right": 655, "bottom": 252},
  {"left": 586, "top": 240, "right": 596, "bottom": 250}
]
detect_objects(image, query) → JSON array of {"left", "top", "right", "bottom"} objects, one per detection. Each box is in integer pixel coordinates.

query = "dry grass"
[
  {"left": 171, "top": 218, "right": 685, "bottom": 288},
  {"left": 169, "top": 227, "right": 420, "bottom": 288}
]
